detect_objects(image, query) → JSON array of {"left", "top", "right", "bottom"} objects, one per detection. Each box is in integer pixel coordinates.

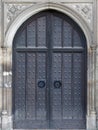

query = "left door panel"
[{"left": 13, "top": 13, "right": 48, "bottom": 129}]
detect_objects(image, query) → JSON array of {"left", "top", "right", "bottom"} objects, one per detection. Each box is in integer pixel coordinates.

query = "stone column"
[
  {"left": 87, "top": 46, "right": 96, "bottom": 130},
  {"left": 1, "top": 48, "right": 8, "bottom": 130}
]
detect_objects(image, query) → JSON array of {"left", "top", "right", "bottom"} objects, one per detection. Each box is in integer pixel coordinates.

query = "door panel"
[
  {"left": 13, "top": 10, "right": 87, "bottom": 129},
  {"left": 73, "top": 30, "right": 82, "bottom": 47},
  {"left": 27, "top": 21, "right": 36, "bottom": 47},
  {"left": 37, "top": 17, "right": 46, "bottom": 47},
  {"left": 36, "top": 53, "right": 47, "bottom": 120},
  {"left": 15, "top": 29, "right": 26, "bottom": 47},
  {"left": 52, "top": 16, "right": 62, "bottom": 47},
  {"left": 62, "top": 53, "right": 72, "bottom": 119},
  {"left": 13, "top": 52, "right": 48, "bottom": 129},
  {"left": 63, "top": 21, "right": 72, "bottom": 47},
  {"left": 51, "top": 53, "right": 62, "bottom": 119},
  {"left": 14, "top": 52, "right": 26, "bottom": 120},
  {"left": 26, "top": 53, "right": 36, "bottom": 119},
  {"left": 50, "top": 52, "right": 85, "bottom": 128},
  {"left": 73, "top": 53, "right": 84, "bottom": 118}
]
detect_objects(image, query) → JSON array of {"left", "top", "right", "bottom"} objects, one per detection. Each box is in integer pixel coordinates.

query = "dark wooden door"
[{"left": 13, "top": 10, "right": 87, "bottom": 129}]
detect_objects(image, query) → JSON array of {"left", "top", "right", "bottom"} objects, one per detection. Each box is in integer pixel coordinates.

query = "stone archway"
[
  {"left": 2, "top": 2, "right": 96, "bottom": 130},
  {"left": 5, "top": 2, "right": 92, "bottom": 48}
]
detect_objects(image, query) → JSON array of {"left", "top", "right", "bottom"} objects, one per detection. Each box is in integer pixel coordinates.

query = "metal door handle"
[
  {"left": 54, "top": 81, "right": 62, "bottom": 88},
  {"left": 38, "top": 81, "right": 45, "bottom": 88}
]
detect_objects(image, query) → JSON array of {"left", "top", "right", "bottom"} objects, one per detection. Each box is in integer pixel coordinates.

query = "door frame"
[{"left": 2, "top": 2, "right": 96, "bottom": 130}]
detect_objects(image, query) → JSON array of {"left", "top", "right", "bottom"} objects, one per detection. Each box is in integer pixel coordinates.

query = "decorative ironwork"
[
  {"left": 54, "top": 81, "right": 62, "bottom": 88},
  {"left": 38, "top": 81, "right": 45, "bottom": 88}
]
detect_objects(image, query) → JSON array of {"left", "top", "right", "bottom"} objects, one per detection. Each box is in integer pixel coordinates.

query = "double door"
[{"left": 13, "top": 10, "right": 86, "bottom": 129}]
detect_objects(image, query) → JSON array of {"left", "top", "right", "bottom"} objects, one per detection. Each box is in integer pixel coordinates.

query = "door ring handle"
[
  {"left": 38, "top": 81, "right": 45, "bottom": 88},
  {"left": 54, "top": 81, "right": 62, "bottom": 88}
]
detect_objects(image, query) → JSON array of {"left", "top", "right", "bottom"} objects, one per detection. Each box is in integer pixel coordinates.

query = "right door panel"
[{"left": 50, "top": 13, "right": 86, "bottom": 129}]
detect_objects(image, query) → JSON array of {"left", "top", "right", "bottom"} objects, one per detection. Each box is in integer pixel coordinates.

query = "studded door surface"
[{"left": 13, "top": 10, "right": 87, "bottom": 129}]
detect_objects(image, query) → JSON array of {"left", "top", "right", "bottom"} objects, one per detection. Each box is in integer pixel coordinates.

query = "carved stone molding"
[
  {"left": 5, "top": 3, "right": 35, "bottom": 26},
  {"left": 65, "top": 3, "right": 92, "bottom": 26},
  {"left": 4, "top": 2, "right": 93, "bottom": 34},
  {"left": 5, "top": 2, "right": 93, "bottom": 31}
]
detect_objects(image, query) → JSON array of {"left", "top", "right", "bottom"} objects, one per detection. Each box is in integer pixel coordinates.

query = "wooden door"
[{"left": 13, "top": 10, "right": 87, "bottom": 129}]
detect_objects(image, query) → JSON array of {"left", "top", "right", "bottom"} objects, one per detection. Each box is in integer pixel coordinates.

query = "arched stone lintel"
[{"left": 5, "top": 2, "right": 92, "bottom": 50}]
